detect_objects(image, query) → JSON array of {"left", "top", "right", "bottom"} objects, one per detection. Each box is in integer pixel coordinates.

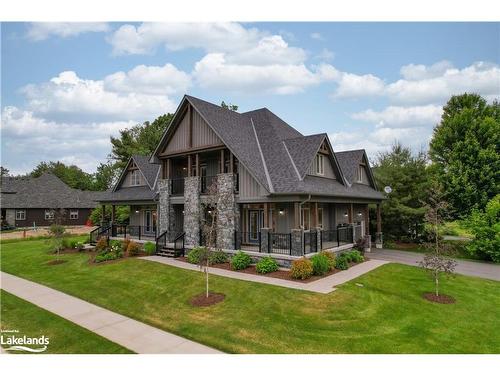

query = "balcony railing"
[
  {"left": 111, "top": 224, "right": 156, "bottom": 240},
  {"left": 170, "top": 178, "right": 185, "bottom": 195}
]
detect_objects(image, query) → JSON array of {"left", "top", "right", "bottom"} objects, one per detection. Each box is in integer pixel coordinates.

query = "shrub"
[
  {"left": 290, "top": 257, "right": 313, "bottom": 280},
  {"left": 255, "top": 256, "right": 279, "bottom": 274},
  {"left": 61, "top": 238, "right": 71, "bottom": 248},
  {"left": 126, "top": 241, "right": 141, "bottom": 256},
  {"left": 209, "top": 249, "right": 228, "bottom": 265},
  {"left": 187, "top": 246, "right": 206, "bottom": 264},
  {"left": 335, "top": 254, "right": 349, "bottom": 270},
  {"left": 75, "top": 242, "right": 85, "bottom": 251},
  {"left": 95, "top": 252, "right": 121, "bottom": 263},
  {"left": 121, "top": 238, "right": 131, "bottom": 253},
  {"left": 320, "top": 251, "right": 336, "bottom": 270},
  {"left": 144, "top": 241, "right": 156, "bottom": 255},
  {"left": 231, "top": 251, "right": 252, "bottom": 270},
  {"left": 310, "top": 253, "right": 330, "bottom": 276},
  {"left": 348, "top": 250, "right": 364, "bottom": 263},
  {"left": 95, "top": 237, "right": 108, "bottom": 252}
]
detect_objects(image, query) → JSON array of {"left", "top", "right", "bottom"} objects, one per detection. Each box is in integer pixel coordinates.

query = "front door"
[
  {"left": 248, "top": 210, "right": 263, "bottom": 243},
  {"left": 144, "top": 210, "right": 156, "bottom": 234}
]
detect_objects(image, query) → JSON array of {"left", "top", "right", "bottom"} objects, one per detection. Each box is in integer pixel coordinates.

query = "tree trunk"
[
  {"left": 205, "top": 260, "right": 209, "bottom": 298},
  {"left": 435, "top": 276, "right": 439, "bottom": 297}
]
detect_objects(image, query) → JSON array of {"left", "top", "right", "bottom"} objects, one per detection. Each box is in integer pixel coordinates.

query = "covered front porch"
[{"left": 235, "top": 200, "right": 382, "bottom": 256}]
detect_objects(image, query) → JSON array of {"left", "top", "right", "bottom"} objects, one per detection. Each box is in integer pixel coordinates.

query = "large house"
[
  {"left": 97, "top": 95, "right": 385, "bottom": 260},
  {"left": 1, "top": 173, "right": 100, "bottom": 227}
]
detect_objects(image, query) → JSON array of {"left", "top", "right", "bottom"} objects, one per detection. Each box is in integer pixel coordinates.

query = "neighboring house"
[
  {"left": 97, "top": 95, "right": 385, "bottom": 259},
  {"left": 1, "top": 173, "right": 100, "bottom": 227}
]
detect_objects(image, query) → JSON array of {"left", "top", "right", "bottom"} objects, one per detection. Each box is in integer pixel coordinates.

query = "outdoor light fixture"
[
  {"left": 278, "top": 209, "right": 285, "bottom": 215},
  {"left": 357, "top": 211, "right": 362, "bottom": 216},
  {"left": 343, "top": 212, "right": 348, "bottom": 217},
  {"left": 135, "top": 210, "right": 140, "bottom": 213}
]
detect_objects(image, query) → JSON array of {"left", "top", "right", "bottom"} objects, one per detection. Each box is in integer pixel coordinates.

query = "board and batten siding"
[
  {"left": 163, "top": 108, "right": 223, "bottom": 153},
  {"left": 192, "top": 110, "right": 222, "bottom": 147},
  {"left": 307, "top": 154, "right": 337, "bottom": 179},
  {"left": 121, "top": 171, "right": 145, "bottom": 187},
  {"left": 238, "top": 165, "right": 267, "bottom": 198}
]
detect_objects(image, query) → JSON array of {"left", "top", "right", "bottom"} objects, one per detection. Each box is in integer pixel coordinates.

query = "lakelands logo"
[{"left": 1, "top": 329, "right": 49, "bottom": 353}]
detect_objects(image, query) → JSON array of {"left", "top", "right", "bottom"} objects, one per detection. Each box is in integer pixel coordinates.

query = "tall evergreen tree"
[
  {"left": 373, "top": 143, "right": 430, "bottom": 240},
  {"left": 429, "top": 93, "right": 500, "bottom": 218}
]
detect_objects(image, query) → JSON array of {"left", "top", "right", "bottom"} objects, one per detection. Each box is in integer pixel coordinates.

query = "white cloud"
[
  {"left": 351, "top": 105, "right": 443, "bottom": 128},
  {"left": 1, "top": 106, "right": 133, "bottom": 174},
  {"left": 20, "top": 70, "right": 180, "bottom": 122},
  {"left": 193, "top": 53, "right": 327, "bottom": 94},
  {"left": 386, "top": 61, "right": 500, "bottom": 104},
  {"left": 310, "top": 32, "right": 324, "bottom": 41},
  {"left": 108, "top": 22, "right": 263, "bottom": 55},
  {"left": 103, "top": 63, "right": 191, "bottom": 95},
  {"left": 315, "top": 48, "right": 335, "bottom": 61},
  {"left": 26, "top": 22, "right": 109, "bottom": 41},
  {"left": 328, "top": 61, "right": 500, "bottom": 104},
  {"left": 333, "top": 72, "right": 385, "bottom": 99}
]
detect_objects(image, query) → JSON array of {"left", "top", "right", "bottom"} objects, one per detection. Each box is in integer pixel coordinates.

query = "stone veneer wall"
[
  {"left": 184, "top": 176, "right": 201, "bottom": 247},
  {"left": 216, "top": 173, "right": 238, "bottom": 250},
  {"left": 158, "top": 179, "right": 172, "bottom": 234}
]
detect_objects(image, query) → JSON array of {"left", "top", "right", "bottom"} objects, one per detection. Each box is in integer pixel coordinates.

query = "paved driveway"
[{"left": 368, "top": 249, "right": 500, "bottom": 281}]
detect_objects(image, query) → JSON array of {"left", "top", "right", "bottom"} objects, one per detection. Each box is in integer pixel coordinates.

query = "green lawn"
[
  {"left": 1, "top": 238, "right": 499, "bottom": 353},
  {"left": 1, "top": 290, "right": 131, "bottom": 354}
]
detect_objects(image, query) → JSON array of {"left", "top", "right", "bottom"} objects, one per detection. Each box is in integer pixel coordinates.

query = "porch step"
[{"left": 157, "top": 246, "right": 176, "bottom": 257}]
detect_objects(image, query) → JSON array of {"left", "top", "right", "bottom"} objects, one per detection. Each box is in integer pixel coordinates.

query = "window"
[
  {"left": 357, "top": 165, "right": 364, "bottom": 182},
  {"left": 130, "top": 170, "right": 141, "bottom": 186},
  {"left": 317, "top": 207, "right": 323, "bottom": 229},
  {"left": 15, "top": 210, "right": 26, "bottom": 220},
  {"left": 45, "top": 210, "right": 55, "bottom": 220},
  {"left": 70, "top": 210, "right": 79, "bottom": 220},
  {"left": 315, "top": 154, "right": 324, "bottom": 175}
]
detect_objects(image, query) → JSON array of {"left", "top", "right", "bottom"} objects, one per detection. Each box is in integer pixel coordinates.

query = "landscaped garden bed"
[{"left": 176, "top": 249, "right": 367, "bottom": 283}]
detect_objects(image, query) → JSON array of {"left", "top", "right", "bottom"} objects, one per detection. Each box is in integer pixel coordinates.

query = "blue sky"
[{"left": 1, "top": 22, "right": 499, "bottom": 174}]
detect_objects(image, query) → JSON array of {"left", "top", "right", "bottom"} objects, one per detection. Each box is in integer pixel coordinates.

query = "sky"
[{"left": 1, "top": 22, "right": 499, "bottom": 175}]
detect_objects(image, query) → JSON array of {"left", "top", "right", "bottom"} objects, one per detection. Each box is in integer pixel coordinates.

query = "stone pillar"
[
  {"left": 376, "top": 203, "right": 383, "bottom": 248},
  {"left": 184, "top": 176, "right": 201, "bottom": 247},
  {"left": 158, "top": 179, "right": 171, "bottom": 234},
  {"left": 216, "top": 173, "right": 236, "bottom": 249},
  {"left": 260, "top": 228, "right": 271, "bottom": 253},
  {"left": 291, "top": 229, "right": 304, "bottom": 256}
]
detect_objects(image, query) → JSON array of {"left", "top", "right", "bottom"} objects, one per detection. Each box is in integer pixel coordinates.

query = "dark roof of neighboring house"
[
  {"left": 0, "top": 173, "right": 102, "bottom": 209},
  {"left": 147, "top": 95, "right": 384, "bottom": 201}
]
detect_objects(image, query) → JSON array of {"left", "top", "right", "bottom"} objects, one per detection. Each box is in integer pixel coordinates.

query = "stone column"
[
  {"left": 158, "top": 179, "right": 171, "bottom": 234},
  {"left": 216, "top": 173, "right": 236, "bottom": 249},
  {"left": 184, "top": 176, "right": 201, "bottom": 247},
  {"left": 260, "top": 228, "right": 271, "bottom": 253},
  {"left": 291, "top": 229, "right": 304, "bottom": 256}
]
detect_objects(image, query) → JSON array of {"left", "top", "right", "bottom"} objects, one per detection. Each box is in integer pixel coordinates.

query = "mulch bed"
[
  {"left": 423, "top": 292, "right": 456, "bottom": 304},
  {"left": 176, "top": 257, "right": 363, "bottom": 284},
  {"left": 190, "top": 292, "right": 225, "bottom": 307},
  {"left": 46, "top": 259, "right": 67, "bottom": 265}
]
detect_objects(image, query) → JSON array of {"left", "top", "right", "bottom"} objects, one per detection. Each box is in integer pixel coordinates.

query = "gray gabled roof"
[
  {"left": 150, "top": 95, "right": 383, "bottom": 201},
  {"left": 335, "top": 149, "right": 377, "bottom": 188},
  {"left": 113, "top": 155, "right": 161, "bottom": 192},
  {"left": 1, "top": 173, "right": 102, "bottom": 209}
]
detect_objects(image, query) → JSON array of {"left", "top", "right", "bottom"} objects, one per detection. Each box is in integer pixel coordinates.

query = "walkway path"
[
  {"left": 143, "top": 256, "right": 389, "bottom": 294},
  {"left": 0, "top": 272, "right": 221, "bottom": 354},
  {"left": 368, "top": 249, "right": 500, "bottom": 281}
]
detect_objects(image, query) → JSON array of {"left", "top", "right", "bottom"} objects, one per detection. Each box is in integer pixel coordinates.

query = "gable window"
[
  {"left": 45, "top": 210, "right": 55, "bottom": 220},
  {"left": 130, "top": 170, "right": 141, "bottom": 186},
  {"left": 357, "top": 165, "right": 364, "bottom": 182},
  {"left": 315, "top": 154, "right": 324, "bottom": 175},
  {"left": 70, "top": 210, "right": 79, "bottom": 220},
  {"left": 15, "top": 210, "right": 26, "bottom": 220}
]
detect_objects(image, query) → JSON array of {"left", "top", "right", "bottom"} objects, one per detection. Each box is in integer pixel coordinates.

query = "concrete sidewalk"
[
  {"left": 143, "top": 256, "right": 389, "bottom": 294},
  {"left": 369, "top": 249, "right": 500, "bottom": 281},
  {"left": 0, "top": 272, "right": 222, "bottom": 354}
]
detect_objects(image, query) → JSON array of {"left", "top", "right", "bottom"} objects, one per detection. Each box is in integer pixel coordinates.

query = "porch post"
[
  {"left": 263, "top": 203, "right": 269, "bottom": 228},
  {"left": 195, "top": 153, "right": 200, "bottom": 177},
  {"left": 376, "top": 203, "right": 383, "bottom": 248},
  {"left": 365, "top": 204, "right": 370, "bottom": 235},
  {"left": 111, "top": 205, "right": 116, "bottom": 224},
  {"left": 101, "top": 204, "right": 106, "bottom": 227},
  {"left": 348, "top": 203, "right": 354, "bottom": 224},
  {"left": 188, "top": 155, "right": 192, "bottom": 177},
  {"left": 220, "top": 149, "right": 225, "bottom": 173},
  {"left": 294, "top": 202, "right": 300, "bottom": 229}
]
